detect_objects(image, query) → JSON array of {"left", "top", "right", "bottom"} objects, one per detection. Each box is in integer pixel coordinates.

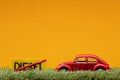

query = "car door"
[
  {"left": 73, "top": 57, "right": 87, "bottom": 70},
  {"left": 87, "top": 57, "right": 98, "bottom": 70}
]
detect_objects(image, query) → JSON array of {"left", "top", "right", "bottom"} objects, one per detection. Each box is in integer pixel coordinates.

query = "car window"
[
  {"left": 88, "top": 57, "right": 97, "bottom": 62},
  {"left": 75, "top": 57, "right": 86, "bottom": 62}
]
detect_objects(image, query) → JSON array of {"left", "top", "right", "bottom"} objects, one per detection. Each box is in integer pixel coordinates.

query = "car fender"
[
  {"left": 57, "top": 64, "right": 72, "bottom": 71},
  {"left": 93, "top": 64, "right": 106, "bottom": 70}
]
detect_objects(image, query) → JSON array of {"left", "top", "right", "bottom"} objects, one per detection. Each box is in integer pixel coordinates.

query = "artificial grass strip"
[{"left": 0, "top": 68, "right": 120, "bottom": 80}]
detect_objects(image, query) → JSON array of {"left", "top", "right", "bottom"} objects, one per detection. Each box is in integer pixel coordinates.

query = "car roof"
[
  {"left": 75, "top": 54, "right": 108, "bottom": 64},
  {"left": 75, "top": 54, "right": 101, "bottom": 59}
]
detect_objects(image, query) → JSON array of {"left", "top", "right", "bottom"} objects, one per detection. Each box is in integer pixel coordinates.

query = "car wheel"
[
  {"left": 95, "top": 67, "right": 105, "bottom": 71},
  {"left": 59, "top": 67, "right": 69, "bottom": 71}
]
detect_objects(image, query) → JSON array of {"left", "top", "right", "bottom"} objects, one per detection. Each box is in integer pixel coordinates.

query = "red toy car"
[{"left": 56, "top": 54, "right": 110, "bottom": 71}]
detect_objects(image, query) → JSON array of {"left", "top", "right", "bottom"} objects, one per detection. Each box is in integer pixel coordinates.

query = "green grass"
[{"left": 0, "top": 68, "right": 120, "bottom": 80}]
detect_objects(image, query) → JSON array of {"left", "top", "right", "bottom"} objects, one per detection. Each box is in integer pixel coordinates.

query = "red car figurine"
[{"left": 56, "top": 54, "right": 111, "bottom": 71}]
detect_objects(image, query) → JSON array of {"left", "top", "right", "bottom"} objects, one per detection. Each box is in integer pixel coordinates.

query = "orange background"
[{"left": 0, "top": 0, "right": 120, "bottom": 68}]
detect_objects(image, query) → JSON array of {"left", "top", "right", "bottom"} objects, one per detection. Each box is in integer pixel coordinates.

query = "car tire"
[
  {"left": 95, "top": 67, "right": 105, "bottom": 71},
  {"left": 59, "top": 67, "right": 69, "bottom": 71}
]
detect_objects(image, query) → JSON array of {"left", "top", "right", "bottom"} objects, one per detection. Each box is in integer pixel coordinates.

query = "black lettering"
[
  {"left": 23, "top": 62, "right": 28, "bottom": 67},
  {"left": 38, "top": 63, "right": 41, "bottom": 70},
  {"left": 33, "top": 65, "right": 37, "bottom": 69},
  {"left": 13, "top": 61, "right": 44, "bottom": 70},
  {"left": 14, "top": 62, "right": 22, "bottom": 70},
  {"left": 29, "top": 62, "right": 33, "bottom": 69}
]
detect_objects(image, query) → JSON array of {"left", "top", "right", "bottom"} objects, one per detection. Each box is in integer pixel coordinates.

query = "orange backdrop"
[{"left": 0, "top": 0, "right": 120, "bottom": 69}]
